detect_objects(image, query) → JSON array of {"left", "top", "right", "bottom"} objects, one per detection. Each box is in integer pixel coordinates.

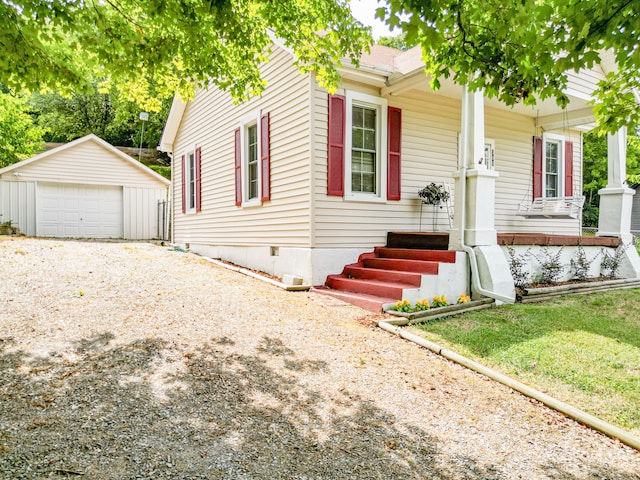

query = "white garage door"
[{"left": 38, "top": 183, "right": 123, "bottom": 238}]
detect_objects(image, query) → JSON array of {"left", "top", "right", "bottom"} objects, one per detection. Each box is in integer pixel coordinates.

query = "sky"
[{"left": 349, "top": 0, "right": 399, "bottom": 39}]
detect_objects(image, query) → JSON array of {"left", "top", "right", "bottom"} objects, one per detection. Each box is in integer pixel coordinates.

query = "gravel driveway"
[{"left": 1, "top": 237, "right": 639, "bottom": 479}]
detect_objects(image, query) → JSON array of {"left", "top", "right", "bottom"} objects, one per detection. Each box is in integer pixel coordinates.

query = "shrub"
[
  {"left": 570, "top": 244, "right": 601, "bottom": 281},
  {"left": 600, "top": 245, "right": 627, "bottom": 278},
  {"left": 506, "top": 246, "right": 530, "bottom": 288},
  {"left": 531, "top": 247, "right": 565, "bottom": 284}
]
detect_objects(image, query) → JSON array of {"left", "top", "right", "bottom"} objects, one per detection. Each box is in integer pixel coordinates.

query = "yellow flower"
[
  {"left": 457, "top": 293, "right": 471, "bottom": 304},
  {"left": 415, "top": 298, "right": 430, "bottom": 310},
  {"left": 431, "top": 295, "right": 448, "bottom": 307}
]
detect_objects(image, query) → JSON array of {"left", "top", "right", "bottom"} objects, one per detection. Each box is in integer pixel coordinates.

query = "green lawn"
[{"left": 409, "top": 289, "right": 640, "bottom": 436}]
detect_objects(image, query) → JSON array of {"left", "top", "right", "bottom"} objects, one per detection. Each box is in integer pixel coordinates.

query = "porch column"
[
  {"left": 449, "top": 85, "right": 499, "bottom": 250},
  {"left": 597, "top": 127, "right": 635, "bottom": 244}
]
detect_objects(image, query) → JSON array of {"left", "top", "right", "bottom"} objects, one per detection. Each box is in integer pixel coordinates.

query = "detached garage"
[{"left": 0, "top": 134, "right": 170, "bottom": 240}]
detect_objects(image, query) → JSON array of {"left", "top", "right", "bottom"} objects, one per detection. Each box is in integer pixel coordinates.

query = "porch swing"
[
  {"left": 516, "top": 118, "right": 585, "bottom": 219},
  {"left": 516, "top": 195, "right": 585, "bottom": 219}
]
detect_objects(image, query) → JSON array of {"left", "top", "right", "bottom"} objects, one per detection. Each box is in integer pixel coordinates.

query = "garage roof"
[{"left": 0, "top": 134, "right": 170, "bottom": 186}]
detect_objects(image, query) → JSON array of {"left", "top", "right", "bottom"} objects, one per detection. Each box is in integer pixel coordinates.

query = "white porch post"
[
  {"left": 449, "top": 85, "right": 514, "bottom": 302},
  {"left": 449, "top": 85, "right": 499, "bottom": 250},
  {"left": 597, "top": 127, "right": 635, "bottom": 244}
]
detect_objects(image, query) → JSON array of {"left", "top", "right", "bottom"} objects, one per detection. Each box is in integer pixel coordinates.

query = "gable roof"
[{"left": 0, "top": 134, "right": 170, "bottom": 186}]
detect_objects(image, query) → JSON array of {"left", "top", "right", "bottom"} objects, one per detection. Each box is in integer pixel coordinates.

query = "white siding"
[
  {"left": 492, "top": 110, "right": 583, "bottom": 235},
  {"left": 0, "top": 180, "right": 36, "bottom": 236},
  {"left": 123, "top": 187, "right": 167, "bottom": 240},
  {"left": 312, "top": 83, "right": 461, "bottom": 248},
  {"left": 2, "top": 141, "right": 165, "bottom": 188},
  {"left": 311, "top": 82, "right": 583, "bottom": 248},
  {"left": 171, "top": 47, "right": 313, "bottom": 247}
]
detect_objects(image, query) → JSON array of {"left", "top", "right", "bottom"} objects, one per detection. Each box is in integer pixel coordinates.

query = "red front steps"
[{"left": 313, "top": 247, "right": 457, "bottom": 312}]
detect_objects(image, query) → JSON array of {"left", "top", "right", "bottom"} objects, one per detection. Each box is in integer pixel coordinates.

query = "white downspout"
[
  {"left": 167, "top": 151, "right": 175, "bottom": 244},
  {"left": 458, "top": 86, "right": 513, "bottom": 304}
]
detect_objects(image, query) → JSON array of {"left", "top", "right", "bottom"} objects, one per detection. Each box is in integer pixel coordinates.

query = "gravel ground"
[{"left": 1, "top": 237, "right": 639, "bottom": 479}]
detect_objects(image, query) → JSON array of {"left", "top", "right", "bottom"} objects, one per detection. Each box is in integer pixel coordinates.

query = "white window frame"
[
  {"left": 542, "top": 133, "right": 565, "bottom": 199},
  {"left": 184, "top": 145, "right": 197, "bottom": 214},
  {"left": 456, "top": 134, "right": 495, "bottom": 169},
  {"left": 344, "top": 91, "right": 388, "bottom": 202},
  {"left": 239, "top": 110, "right": 262, "bottom": 207},
  {"left": 484, "top": 139, "right": 495, "bottom": 170}
]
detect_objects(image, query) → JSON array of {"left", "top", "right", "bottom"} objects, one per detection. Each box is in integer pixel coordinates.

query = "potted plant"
[{"left": 418, "top": 183, "right": 450, "bottom": 205}]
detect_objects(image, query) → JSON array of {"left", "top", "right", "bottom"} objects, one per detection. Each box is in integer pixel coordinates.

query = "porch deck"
[{"left": 388, "top": 232, "right": 621, "bottom": 249}]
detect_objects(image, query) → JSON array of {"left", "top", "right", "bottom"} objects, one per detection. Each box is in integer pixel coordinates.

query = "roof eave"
[{"left": 158, "top": 96, "right": 187, "bottom": 153}]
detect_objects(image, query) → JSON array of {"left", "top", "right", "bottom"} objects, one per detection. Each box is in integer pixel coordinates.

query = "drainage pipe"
[
  {"left": 167, "top": 151, "right": 175, "bottom": 245},
  {"left": 378, "top": 320, "right": 640, "bottom": 452},
  {"left": 457, "top": 86, "right": 513, "bottom": 304}
]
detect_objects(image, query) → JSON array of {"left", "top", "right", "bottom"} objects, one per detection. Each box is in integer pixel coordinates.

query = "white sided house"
[
  {"left": 0, "top": 134, "right": 170, "bottom": 240},
  {"left": 160, "top": 42, "right": 640, "bottom": 311}
]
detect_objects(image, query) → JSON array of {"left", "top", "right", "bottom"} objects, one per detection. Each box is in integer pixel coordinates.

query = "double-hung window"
[
  {"left": 235, "top": 111, "right": 270, "bottom": 207},
  {"left": 181, "top": 146, "right": 201, "bottom": 214},
  {"left": 544, "top": 138, "right": 561, "bottom": 197},
  {"left": 327, "top": 92, "right": 401, "bottom": 201},
  {"left": 351, "top": 104, "right": 378, "bottom": 194},
  {"left": 532, "top": 133, "right": 574, "bottom": 199},
  {"left": 187, "top": 151, "right": 197, "bottom": 210},
  {"left": 345, "top": 92, "right": 388, "bottom": 201},
  {"left": 246, "top": 122, "right": 259, "bottom": 201}
]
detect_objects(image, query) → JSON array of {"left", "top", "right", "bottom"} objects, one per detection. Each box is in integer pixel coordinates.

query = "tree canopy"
[
  {"left": 0, "top": 88, "right": 45, "bottom": 167},
  {"left": 29, "top": 84, "right": 171, "bottom": 149},
  {"left": 2, "top": 0, "right": 371, "bottom": 109},
  {"left": 2, "top": 0, "right": 638, "bottom": 132},
  {"left": 378, "top": 0, "right": 639, "bottom": 132}
]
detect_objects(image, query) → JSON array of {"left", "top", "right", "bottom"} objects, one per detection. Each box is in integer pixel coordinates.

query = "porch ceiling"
[{"left": 382, "top": 68, "right": 595, "bottom": 130}]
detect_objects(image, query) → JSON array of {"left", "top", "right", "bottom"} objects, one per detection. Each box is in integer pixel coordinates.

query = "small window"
[
  {"left": 456, "top": 135, "right": 495, "bottom": 169},
  {"left": 484, "top": 140, "right": 495, "bottom": 169}
]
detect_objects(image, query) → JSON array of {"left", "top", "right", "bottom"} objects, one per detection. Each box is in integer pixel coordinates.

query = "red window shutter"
[
  {"left": 234, "top": 128, "right": 242, "bottom": 206},
  {"left": 387, "top": 107, "right": 402, "bottom": 201},
  {"left": 532, "top": 136, "right": 543, "bottom": 199},
  {"left": 327, "top": 94, "right": 345, "bottom": 196},
  {"left": 195, "top": 147, "right": 202, "bottom": 212},
  {"left": 181, "top": 154, "right": 186, "bottom": 214},
  {"left": 260, "top": 112, "right": 271, "bottom": 202},
  {"left": 564, "top": 141, "right": 574, "bottom": 197}
]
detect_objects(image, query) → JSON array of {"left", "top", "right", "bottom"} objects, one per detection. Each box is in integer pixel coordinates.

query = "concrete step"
[
  {"left": 326, "top": 274, "right": 414, "bottom": 299},
  {"left": 310, "top": 287, "right": 395, "bottom": 313},
  {"left": 387, "top": 232, "right": 450, "bottom": 250},
  {"left": 343, "top": 264, "right": 422, "bottom": 286},
  {"left": 374, "top": 247, "right": 456, "bottom": 263},
  {"left": 362, "top": 257, "right": 439, "bottom": 274}
]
